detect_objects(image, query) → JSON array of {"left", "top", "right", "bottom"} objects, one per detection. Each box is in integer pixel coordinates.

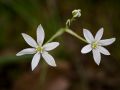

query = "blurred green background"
[{"left": 0, "top": 0, "right": 120, "bottom": 90}]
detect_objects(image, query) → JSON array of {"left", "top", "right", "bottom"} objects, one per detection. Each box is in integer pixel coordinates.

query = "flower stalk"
[
  {"left": 39, "top": 62, "right": 48, "bottom": 90},
  {"left": 46, "top": 27, "right": 87, "bottom": 44},
  {"left": 65, "top": 28, "right": 87, "bottom": 43},
  {"left": 46, "top": 28, "right": 66, "bottom": 43}
]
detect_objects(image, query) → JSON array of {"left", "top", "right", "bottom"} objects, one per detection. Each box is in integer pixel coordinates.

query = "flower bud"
[
  {"left": 72, "top": 9, "right": 81, "bottom": 18},
  {"left": 66, "top": 19, "right": 71, "bottom": 27}
]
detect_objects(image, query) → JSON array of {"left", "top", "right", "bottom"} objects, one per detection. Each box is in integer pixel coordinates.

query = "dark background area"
[{"left": 0, "top": 0, "right": 120, "bottom": 90}]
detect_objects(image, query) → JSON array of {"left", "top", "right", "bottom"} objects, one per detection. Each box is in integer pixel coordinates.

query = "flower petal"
[
  {"left": 99, "top": 38, "right": 116, "bottom": 46},
  {"left": 31, "top": 52, "right": 41, "bottom": 71},
  {"left": 81, "top": 44, "right": 92, "bottom": 54},
  {"left": 16, "top": 48, "right": 36, "bottom": 56},
  {"left": 98, "top": 46, "right": 110, "bottom": 55},
  {"left": 92, "top": 49, "right": 101, "bottom": 65},
  {"left": 95, "top": 28, "right": 104, "bottom": 41},
  {"left": 22, "top": 33, "right": 37, "bottom": 47},
  {"left": 42, "top": 52, "right": 56, "bottom": 67},
  {"left": 83, "top": 29, "right": 94, "bottom": 43},
  {"left": 43, "top": 42, "right": 59, "bottom": 51},
  {"left": 37, "top": 24, "right": 45, "bottom": 45}
]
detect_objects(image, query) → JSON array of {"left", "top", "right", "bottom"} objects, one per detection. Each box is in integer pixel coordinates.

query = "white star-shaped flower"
[
  {"left": 16, "top": 24, "right": 59, "bottom": 71},
  {"left": 81, "top": 28, "right": 116, "bottom": 65}
]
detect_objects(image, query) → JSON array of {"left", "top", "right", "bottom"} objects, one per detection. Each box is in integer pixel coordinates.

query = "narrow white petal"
[
  {"left": 42, "top": 52, "right": 56, "bottom": 67},
  {"left": 83, "top": 29, "right": 94, "bottom": 43},
  {"left": 81, "top": 44, "right": 92, "bottom": 54},
  {"left": 22, "top": 33, "right": 37, "bottom": 47},
  {"left": 92, "top": 49, "right": 101, "bottom": 65},
  {"left": 98, "top": 46, "right": 110, "bottom": 55},
  {"left": 31, "top": 52, "right": 41, "bottom": 71},
  {"left": 16, "top": 48, "right": 36, "bottom": 56},
  {"left": 95, "top": 28, "right": 104, "bottom": 41},
  {"left": 37, "top": 24, "right": 45, "bottom": 45},
  {"left": 99, "top": 38, "right": 116, "bottom": 46},
  {"left": 43, "top": 42, "right": 59, "bottom": 51}
]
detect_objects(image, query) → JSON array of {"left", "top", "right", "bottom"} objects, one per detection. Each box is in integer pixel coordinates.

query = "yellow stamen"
[
  {"left": 92, "top": 42, "right": 98, "bottom": 49},
  {"left": 36, "top": 46, "right": 43, "bottom": 52}
]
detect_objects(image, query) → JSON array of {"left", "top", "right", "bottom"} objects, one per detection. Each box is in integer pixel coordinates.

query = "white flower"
[
  {"left": 81, "top": 28, "right": 116, "bottom": 65},
  {"left": 72, "top": 9, "right": 81, "bottom": 18},
  {"left": 16, "top": 24, "right": 59, "bottom": 71}
]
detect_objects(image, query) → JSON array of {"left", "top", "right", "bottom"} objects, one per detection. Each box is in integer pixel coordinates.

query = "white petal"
[
  {"left": 22, "top": 33, "right": 37, "bottom": 47},
  {"left": 83, "top": 29, "right": 94, "bottom": 43},
  {"left": 98, "top": 46, "right": 110, "bottom": 55},
  {"left": 92, "top": 49, "right": 101, "bottom": 65},
  {"left": 95, "top": 28, "right": 104, "bottom": 41},
  {"left": 43, "top": 42, "right": 59, "bottom": 51},
  {"left": 37, "top": 24, "right": 45, "bottom": 45},
  {"left": 81, "top": 44, "right": 92, "bottom": 54},
  {"left": 31, "top": 52, "right": 41, "bottom": 71},
  {"left": 99, "top": 38, "right": 116, "bottom": 46},
  {"left": 42, "top": 52, "right": 56, "bottom": 67},
  {"left": 16, "top": 48, "right": 36, "bottom": 56}
]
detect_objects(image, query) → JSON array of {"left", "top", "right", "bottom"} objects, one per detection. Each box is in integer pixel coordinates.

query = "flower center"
[
  {"left": 92, "top": 42, "right": 98, "bottom": 49},
  {"left": 36, "top": 46, "right": 44, "bottom": 53}
]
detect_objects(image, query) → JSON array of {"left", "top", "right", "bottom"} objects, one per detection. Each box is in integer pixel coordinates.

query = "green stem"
[
  {"left": 46, "top": 28, "right": 66, "bottom": 43},
  {"left": 46, "top": 27, "right": 87, "bottom": 44},
  {"left": 70, "top": 17, "right": 75, "bottom": 22},
  {"left": 66, "top": 17, "right": 75, "bottom": 28},
  {"left": 39, "top": 62, "right": 48, "bottom": 90},
  {"left": 65, "top": 29, "right": 87, "bottom": 43}
]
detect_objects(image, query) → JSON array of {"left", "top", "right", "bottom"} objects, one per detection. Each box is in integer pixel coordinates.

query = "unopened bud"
[
  {"left": 72, "top": 9, "right": 81, "bottom": 18},
  {"left": 66, "top": 19, "right": 71, "bottom": 27}
]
